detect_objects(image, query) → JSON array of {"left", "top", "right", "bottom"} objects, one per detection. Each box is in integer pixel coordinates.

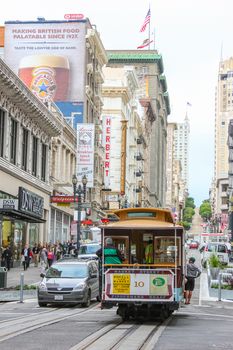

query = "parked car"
[
  {"left": 37, "top": 259, "right": 99, "bottom": 307},
  {"left": 201, "top": 242, "right": 229, "bottom": 267},
  {"left": 78, "top": 243, "right": 101, "bottom": 260},
  {"left": 189, "top": 240, "right": 199, "bottom": 249}
]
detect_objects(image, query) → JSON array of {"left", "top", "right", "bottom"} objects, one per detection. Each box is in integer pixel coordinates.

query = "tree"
[
  {"left": 199, "top": 199, "right": 212, "bottom": 221},
  {"left": 185, "top": 197, "right": 195, "bottom": 209},
  {"left": 183, "top": 207, "right": 195, "bottom": 222},
  {"left": 180, "top": 221, "right": 191, "bottom": 231}
]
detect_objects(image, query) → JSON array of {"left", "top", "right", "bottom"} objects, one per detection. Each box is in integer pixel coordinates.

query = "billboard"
[
  {"left": 56, "top": 101, "right": 83, "bottom": 128},
  {"left": 4, "top": 20, "right": 86, "bottom": 105},
  {"left": 76, "top": 124, "right": 95, "bottom": 188}
]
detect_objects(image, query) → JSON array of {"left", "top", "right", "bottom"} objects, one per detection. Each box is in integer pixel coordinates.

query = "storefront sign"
[
  {"left": 18, "top": 187, "right": 44, "bottom": 218},
  {"left": 105, "top": 268, "right": 174, "bottom": 301},
  {"left": 0, "top": 199, "right": 18, "bottom": 210},
  {"left": 50, "top": 196, "right": 78, "bottom": 203}
]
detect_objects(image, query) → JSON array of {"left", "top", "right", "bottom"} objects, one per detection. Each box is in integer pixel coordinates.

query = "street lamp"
[{"left": 72, "top": 174, "right": 88, "bottom": 256}]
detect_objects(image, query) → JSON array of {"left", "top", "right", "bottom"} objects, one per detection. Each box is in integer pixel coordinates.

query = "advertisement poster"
[
  {"left": 76, "top": 123, "right": 95, "bottom": 187},
  {"left": 4, "top": 21, "right": 86, "bottom": 104},
  {"left": 105, "top": 269, "right": 174, "bottom": 301}
]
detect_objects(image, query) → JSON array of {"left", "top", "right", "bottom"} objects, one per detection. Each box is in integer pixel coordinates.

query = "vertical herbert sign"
[
  {"left": 102, "top": 116, "right": 111, "bottom": 188},
  {"left": 76, "top": 123, "right": 95, "bottom": 187}
]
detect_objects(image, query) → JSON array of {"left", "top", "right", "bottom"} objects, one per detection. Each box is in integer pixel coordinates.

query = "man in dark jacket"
[
  {"left": 2, "top": 246, "right": 12, "bottom": 270},
  {"left": 184, "top": 257, "right": 201, "bottom": 304}
]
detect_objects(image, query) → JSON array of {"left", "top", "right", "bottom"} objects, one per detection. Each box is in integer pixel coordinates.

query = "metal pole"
[
  {"left": 76, "top": 185, "right": 82, "bottom": 257},
  {"left": 218, "top": 273, "right": 222, "bottom": 301},
  {"left": 19, "top": 272, "right": 24, "bottom": 303}
]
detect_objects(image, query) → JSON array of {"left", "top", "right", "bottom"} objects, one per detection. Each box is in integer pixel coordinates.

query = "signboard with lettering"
[
  {"left": 0, "top": 199, "right": 18, "bottom": 210},
  {"left": 102, "top": 115, "right": 111, "bottom": 188},
  {"left": 18, "top": 187, "right": 44, "bottom": 218},
  {"left": 76, "top": 123, "right": 95, "bottom": 187},
  {"left": 50, "top": 196, "right": 78, "bottom": 203},
  {"left": 105, "top": 268, "right": 174, "bottom": 302}
]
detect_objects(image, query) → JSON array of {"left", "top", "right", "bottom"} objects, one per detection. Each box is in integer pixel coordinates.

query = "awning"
[
  {"left": 0, "top": 208, "right": 46, "bottom": 223},
  {"left": 81, "top": 219, "right": 93, "bottom": 225}
]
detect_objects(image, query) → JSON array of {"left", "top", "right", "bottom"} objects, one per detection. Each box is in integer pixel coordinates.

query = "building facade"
[
  {"left": 214, "top": 58, "right": 233, "bottom": 219},
  {"left": 173, "top": 113, "right": 190, "bottom": 192},
  {"left": 107, "top": 50, "right": 170, "bottom": 207},
  {"left": 0, "top": 58, "right": 62, "bottom": 262}
]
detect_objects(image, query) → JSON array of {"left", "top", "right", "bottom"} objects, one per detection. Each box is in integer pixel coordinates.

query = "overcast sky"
[{"left": 1, "top": 0, "right": 233, "bottom": 206}]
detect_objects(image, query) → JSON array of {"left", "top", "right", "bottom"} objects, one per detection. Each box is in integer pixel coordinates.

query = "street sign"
[{"left": 70, "top": 202, "right": 91, "bottom": 209}]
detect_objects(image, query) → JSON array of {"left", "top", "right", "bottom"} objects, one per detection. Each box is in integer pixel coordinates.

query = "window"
[
  {"left": 21, "top": 128, "right": 28, "bottom": 170},
  {"left": 10, "top": 118, "right": 17, "bottom": 164},
  {"left": 0, "top": 108, "right": 5, "bottom": 157},
  {"left": 41, "top": 143, "right": 47, "bottom": 181},
  {"left": 32, "top": 136, "right": 38, "bottom": 176}
]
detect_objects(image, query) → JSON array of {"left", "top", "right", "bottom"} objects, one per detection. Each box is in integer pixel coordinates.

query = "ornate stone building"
[{"left": 0, "top": 58, "right": 63, "bottom": 261}]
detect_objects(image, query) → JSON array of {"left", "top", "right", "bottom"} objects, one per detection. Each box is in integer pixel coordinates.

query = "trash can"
[{"left": 0, "top": 267, "right": 7, "bottom": 288}]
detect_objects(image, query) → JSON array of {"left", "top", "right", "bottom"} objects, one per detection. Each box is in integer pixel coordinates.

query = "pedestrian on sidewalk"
[
  {"left": 32, "top": 243, "right": 40, "bottom": 267},
  {"left": 21, "top": 244, "right": 31, "bottom": 271},
  {"left": 184, "top": 257, "right": 201, "bottom": 305},
  {"left": 40, "top": 247, "right": 48, "bottom": 271},
  {"left": 2, "top": 246, "right": 12, "bottom": 270}
]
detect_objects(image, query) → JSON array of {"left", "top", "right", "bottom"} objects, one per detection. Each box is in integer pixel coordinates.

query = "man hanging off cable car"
[{"left": 96, "top": 237, "right": 123, "bottom": 264}]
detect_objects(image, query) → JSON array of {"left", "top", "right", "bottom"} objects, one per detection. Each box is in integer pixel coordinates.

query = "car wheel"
[
  {"left": 38, "top": 302, "right": 47, "bottom": 307},
  {"left": 82, "top": 290, "right": 91, "bottom": 307}
]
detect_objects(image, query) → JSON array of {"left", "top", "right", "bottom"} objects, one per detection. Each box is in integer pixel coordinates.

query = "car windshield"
[
  {"left": 207, "top": 244, "right": 218, "bottom": 252},
  {"left": 80, "top": 244, "right": 100, "bottom": 254},
  {"left": 45, "top": 264, "right": 88, "bottom": 278}
]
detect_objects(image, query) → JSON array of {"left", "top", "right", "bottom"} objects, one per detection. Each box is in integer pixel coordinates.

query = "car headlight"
[
  {"left": 73, "top": 283, "right": 86, "bottom": 291},
  {"left": 38, "top": 282, "right": 47, "bottom": 291}
]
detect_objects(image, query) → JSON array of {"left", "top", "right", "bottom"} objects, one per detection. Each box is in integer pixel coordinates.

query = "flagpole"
[
  {"left": 148, "top": 4, "right": 151, "bottom": 50},
  {"left": 153, "top": 27, "right": 155, "bottom": 50}
]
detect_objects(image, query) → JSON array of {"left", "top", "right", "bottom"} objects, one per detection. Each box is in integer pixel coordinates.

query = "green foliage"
[
  {"left": 183, "top": 207, "right": 195, "bottom": 222},
  {"left": 208, "top": 254, "right": 221, "bottom": 268},
  {"left": 183, "top": 221, "right": 191, "bottom": 230},
  {"left": 179, "top": 221, "right": 191, "bottom": 230},
  {"left": 15, "top": 284, "right": 37, "bottom": 290},
  {"left": 185, "top": 197, "right": 195, "bottom": 209},
  {"left": 199, "top": 199, "right": 212, "bottom": 220}
]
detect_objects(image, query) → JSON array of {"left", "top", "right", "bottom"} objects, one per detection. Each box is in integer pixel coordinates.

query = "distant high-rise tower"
[
  {"left": 214, "top": 57, "right": 233, "bottom": 217},
  {"left": 173, "top": 113, "right": 190, "bottom": 191}
]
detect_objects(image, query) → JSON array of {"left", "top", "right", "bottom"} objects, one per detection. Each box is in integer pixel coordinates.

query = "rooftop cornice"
[
  {"left": 86, "top": 28, "right": 108, "bottom": 66},
  {"left": 0, "top": 58, "right": 62, "bottom": 136},
  {"left": 107, "top": 50, "right": 164, "bottom": 74},
  {"left": 102, "top": 86, "right": 131, "bottom": 103}
]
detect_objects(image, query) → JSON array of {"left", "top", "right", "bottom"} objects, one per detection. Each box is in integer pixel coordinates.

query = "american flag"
[
  {"left": 137, "top": 38, "right": 153, "bottom": 49},
  {"left": 140, "top": 9, "right": 151, "bottom": 32}
]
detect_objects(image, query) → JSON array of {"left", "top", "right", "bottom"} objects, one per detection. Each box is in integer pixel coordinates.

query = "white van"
[{"left": 201, "top": 242, "right": 229, "bottom": 267}]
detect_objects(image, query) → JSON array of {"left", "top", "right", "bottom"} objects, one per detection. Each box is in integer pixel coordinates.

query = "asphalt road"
[{"left": 1, "top": 287, "right": 233, "bottom": 350}]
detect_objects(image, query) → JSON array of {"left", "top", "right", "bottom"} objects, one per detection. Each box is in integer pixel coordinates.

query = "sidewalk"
[{"left": 0, "top": 264, "right": 42, "bottom": 302}]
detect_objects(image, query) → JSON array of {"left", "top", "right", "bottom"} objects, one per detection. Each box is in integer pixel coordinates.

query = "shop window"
[
  {"left": 21, "top": 128, "right": 28, "bottom": 170},
  {"left": 29, "top": 223, "right": 39, "bottom": 246},
  {"left": 56, "top": 210, "right": 63, "bottom": 243},
  {"left": 32, "top": 136, "right": 38, "bottom": 176},
  {"left": 49, "top": 208, "right": 55, "bottom": 243},
  {"left": 41, "top": 143, "right": 47, "bottom": 181},
  {"left": 10, "top": 118, "right": 17, "bottom": 164}
]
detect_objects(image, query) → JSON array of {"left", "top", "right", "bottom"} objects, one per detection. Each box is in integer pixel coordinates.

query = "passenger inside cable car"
[{"left": 105, "top": 234, "right": 181, "bottom": 266}]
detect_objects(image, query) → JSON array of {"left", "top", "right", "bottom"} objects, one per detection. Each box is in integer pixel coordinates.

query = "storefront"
[{"left": 0, "top": 187, "right": 45, "bottom": 265}]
